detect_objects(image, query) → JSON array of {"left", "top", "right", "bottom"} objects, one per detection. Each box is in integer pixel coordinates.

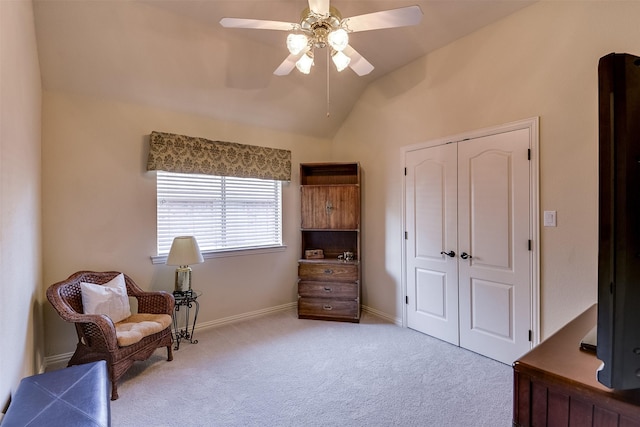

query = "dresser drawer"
[
  {"left": 298, "top": 298, "right": 359, "bottom": 320},
  {"left": 298, "top": 281, "right": 359, "bottom": 299},
  {"left": 298, "top": 262, "right": 358, "bottom": 282}
]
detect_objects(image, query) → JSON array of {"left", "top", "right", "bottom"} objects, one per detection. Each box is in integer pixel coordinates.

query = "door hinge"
[
  {"left": 405, "top": 231, "right": 408, "bottom": 240},
  {"left": 406, "top": 296, "right": 409, "bottom": 305},
  {"left": 528, "top": 240, "right": 532, "bottom": 251},
  {"left": 404, "top": 167, "right": 407, "bottom": 176},
  {"left": 528, "top": 149, "right": 531, "bottom": 160},
  {"left": 528, "top": 330, "right": 533, "bottom": 342}
]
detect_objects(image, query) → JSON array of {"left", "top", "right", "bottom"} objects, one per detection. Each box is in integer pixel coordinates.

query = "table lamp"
[{"left": 166, "top": 236, "right": 204, "bottom": 292}]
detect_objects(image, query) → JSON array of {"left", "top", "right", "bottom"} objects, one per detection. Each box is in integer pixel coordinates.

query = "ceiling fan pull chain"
[{"left": 326, "top": 47, "right": 330, "bottom": 118}]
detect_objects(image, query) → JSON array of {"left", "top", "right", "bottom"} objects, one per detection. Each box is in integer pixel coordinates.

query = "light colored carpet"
[{"left": 111, "top": 309, "right": 512, "bottom": 426}]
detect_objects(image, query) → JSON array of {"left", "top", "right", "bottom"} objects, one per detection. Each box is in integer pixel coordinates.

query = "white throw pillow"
[{"left": 80, "top": 273, "right": 132, "bottom": 323}]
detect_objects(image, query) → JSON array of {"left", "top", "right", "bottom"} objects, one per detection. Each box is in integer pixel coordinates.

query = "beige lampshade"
[{"left": 166, "top": 236, "right": 204, "bottom": 266}]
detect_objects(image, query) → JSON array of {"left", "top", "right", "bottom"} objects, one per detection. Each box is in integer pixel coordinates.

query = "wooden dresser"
[
  {"left": 297, "top": 162, "right": 361, "bottom": 322},
  {"left": 513, "top": 304, "right": 640, "bottom": 426}
]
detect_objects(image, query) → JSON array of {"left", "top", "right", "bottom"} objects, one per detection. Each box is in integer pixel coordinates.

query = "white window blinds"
[{"left": 157, "top": 171, "right": 282, "bottom": 255}]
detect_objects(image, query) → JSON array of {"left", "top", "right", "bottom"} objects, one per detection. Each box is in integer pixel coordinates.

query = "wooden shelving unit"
[{"left": 297, "top": 162, "right": 361, "bottom": 322}]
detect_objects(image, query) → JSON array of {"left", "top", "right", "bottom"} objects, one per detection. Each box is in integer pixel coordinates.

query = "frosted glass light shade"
[
  {"left": 286, "top": 33, "right": 308, "bottom": 55},
  {"left": 332, "top": 50, "right": 351, "bottom": 72},
  {"left": 296, "top": 52, "right": 314, "bottom": 74},
  {"left": 328, "top": 28, "right": 349, "bottom": 52}
]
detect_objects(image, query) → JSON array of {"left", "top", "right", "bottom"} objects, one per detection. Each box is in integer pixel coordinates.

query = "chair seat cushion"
[{"left": 115, "top": 314, "right": 172, "bottom": 347}]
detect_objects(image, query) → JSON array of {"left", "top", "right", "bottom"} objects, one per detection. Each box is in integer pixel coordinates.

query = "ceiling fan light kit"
[
  {"left": 285, "top": 6, "right": 351, "bottom": 74},
  {"left": 327, "top": 28, "right": 349, "bottom": 52},
  {"left": 220, "top": 1, "right": 423, "bottom": 77},
  {"left": 331, "top": 50, "right": 351, "bottom": 72},
  {"left": 296, "top": 51, "right": 315, "bottom": 74},
  {"left": 286, "top": 33, "right": 309, "bottom": 55}
]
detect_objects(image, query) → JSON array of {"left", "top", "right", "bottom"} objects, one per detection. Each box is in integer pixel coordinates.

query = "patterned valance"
[{"left": 147, "top": 131, "right": 291, "bottom": 181}]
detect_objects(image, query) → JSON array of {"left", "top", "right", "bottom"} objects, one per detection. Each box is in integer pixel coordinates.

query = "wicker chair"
[{"left": 46, "top": 271, "right": 174, "bottom": 400}]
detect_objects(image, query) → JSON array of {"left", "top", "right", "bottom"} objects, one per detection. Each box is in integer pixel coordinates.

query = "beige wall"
[
  {"left": 32, "top": 0, "right": 640, "bottom": 363},
  {"left": 332, "top": 0, "right": 640, "bottom": 339},
  {"left": 0, "top": 0, "right": 43, "bottom": 409},
  {"left": 41, "top": 91, "right": 332, "bottom": 357}
]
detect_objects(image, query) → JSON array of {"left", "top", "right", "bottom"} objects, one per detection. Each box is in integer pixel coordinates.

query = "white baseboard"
[
  {"left": 44, "top": 351, "right": 75, "bottom": 371},
  {"left": 361, "top": 305, "right": 402, "bottom": 325},
  {"left": 43, "top": 302, "right": 298, "bottom": 370},
  {"left": 43, "top": 302, "right": 399, "bottom": 370},
  {"left": 194, "top": 302, "right": 297, "bottom": 330}
]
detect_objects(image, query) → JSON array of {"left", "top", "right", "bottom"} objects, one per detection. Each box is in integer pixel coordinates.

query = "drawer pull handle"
[
  {"left": 324, "top": 287, "right": 332, "bottom": 292},
  {"left": 323, "top": 305, "right": 333, "bottom": 311},
  {"left": 323, "top": 269, "right": 333, "bottom": 275}
]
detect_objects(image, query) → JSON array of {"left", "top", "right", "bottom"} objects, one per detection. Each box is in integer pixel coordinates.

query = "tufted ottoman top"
[{"left": 2, "top": 360, "right": 110, "bottom": 426}]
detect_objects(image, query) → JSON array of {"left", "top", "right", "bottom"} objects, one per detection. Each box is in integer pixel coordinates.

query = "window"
[{"left": 157, "top": 171, "right": 282, "bottom": 255}]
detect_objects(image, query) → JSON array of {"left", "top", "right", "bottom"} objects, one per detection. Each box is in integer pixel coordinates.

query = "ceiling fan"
[{"left": 220, "top": 0, "right": 423, "bottom": 77}]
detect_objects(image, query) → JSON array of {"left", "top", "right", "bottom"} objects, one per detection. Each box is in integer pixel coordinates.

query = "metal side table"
[{"left": 172, "top": 289, "right": 201, "bottom": 350}]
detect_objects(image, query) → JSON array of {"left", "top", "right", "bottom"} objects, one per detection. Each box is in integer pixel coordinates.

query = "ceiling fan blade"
[
  {"left": 274, "top": 51, "right": 306, "bottom": 76},
  {"left": 308, "top": 0, "right": 330, "bottom": 16},
  {"left": 274, "top": 55, "right": 298, "bottom": 76},
  {"left": 220, "top": 17, "right": 296, "bottom": 31},
  {"left": 343, "top": 45, "right": 374, "bottom": 76},
  {"left": 343, "top": 6, "right": 423, "bottom": 33}
]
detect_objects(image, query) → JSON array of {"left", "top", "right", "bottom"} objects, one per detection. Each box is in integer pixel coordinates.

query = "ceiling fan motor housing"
[{"left": 300, "top": 6, "right": 344, "bottom": 49}]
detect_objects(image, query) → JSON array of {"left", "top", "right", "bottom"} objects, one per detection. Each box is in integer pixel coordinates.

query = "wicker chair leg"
[
  {"left": 167, "top": 345, "right": 173, "bottom": 361},
  {"left": 111, "top": 380, "right": 119, "bottom": 401}
]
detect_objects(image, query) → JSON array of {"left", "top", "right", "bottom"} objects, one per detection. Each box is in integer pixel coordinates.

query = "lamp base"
[{"left": 174, "top": 266, "right": 192, "bottom": 292}]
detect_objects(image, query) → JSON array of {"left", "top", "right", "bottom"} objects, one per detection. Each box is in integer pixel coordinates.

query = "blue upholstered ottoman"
[{"left": 2, "top": 360, "right": 110, "bottom": 427}]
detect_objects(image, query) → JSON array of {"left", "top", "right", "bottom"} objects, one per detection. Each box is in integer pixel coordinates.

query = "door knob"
[
  {"left": 460, "top": 252, "right": 472, "bottom": 260},
  {"left": 440, "top": 251, "right": 456, "bottom": 258},
  {"left": 325, "top": 201, "right": 334, "bottom": 213}
]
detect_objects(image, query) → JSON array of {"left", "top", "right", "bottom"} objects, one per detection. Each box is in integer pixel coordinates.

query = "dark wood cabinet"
[
  {"left": 298, "top": 163, "right": 361, "bottom": 322},
  {"left": 300, "top": 185, "right": 360, "bottom": 229},
  {"left": 513, "top": 305, "right": 640, "bottom": 426}
]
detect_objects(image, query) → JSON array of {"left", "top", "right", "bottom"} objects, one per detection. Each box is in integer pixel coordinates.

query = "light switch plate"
[{"left": 544, "top": 211, "right": 557, "bottom": 227}]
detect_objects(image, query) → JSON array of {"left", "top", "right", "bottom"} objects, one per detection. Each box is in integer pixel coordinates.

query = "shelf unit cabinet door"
[{"left": 301, "top": 186, "right": 360, "bottom": 229}]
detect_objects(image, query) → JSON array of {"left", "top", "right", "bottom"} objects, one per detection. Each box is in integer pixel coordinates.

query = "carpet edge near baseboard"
[{"left": 43, "top": 303, "right": 399, "bottom": 370}]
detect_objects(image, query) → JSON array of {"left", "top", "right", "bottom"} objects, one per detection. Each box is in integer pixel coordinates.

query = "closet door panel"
[
  {"left": 406, "top": 143, "right": 459, "bottom": 345},
  {"left": 458, "top": 128, "right": 531, "bottom": 365}
]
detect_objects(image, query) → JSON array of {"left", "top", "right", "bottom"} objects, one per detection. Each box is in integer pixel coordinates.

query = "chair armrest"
[
  {"left": 64, "top": 312, "right": 119, "bottom": 351},
  {"left": 135, "top": 291, "right": 175, "bottom": 315},
  {"left": 46, "top": 283, "right": 119, "bottom": 350}
]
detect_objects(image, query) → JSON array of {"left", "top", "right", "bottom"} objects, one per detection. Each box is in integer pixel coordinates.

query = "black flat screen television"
[{"left": 597, "top": 52, "right": 640, "bottom": 390}]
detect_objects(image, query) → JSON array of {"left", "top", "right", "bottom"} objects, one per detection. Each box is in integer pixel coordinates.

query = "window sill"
[{"left": 150, "top": 244, "right": 287, "bottom": 265}]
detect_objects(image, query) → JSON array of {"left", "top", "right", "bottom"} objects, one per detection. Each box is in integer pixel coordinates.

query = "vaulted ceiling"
[{"left": 33, "top": 0, "right": 535, "bottom": 138}]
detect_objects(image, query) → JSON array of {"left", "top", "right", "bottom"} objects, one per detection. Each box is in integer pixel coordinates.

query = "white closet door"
[
  {"left": 457, "top": 128, "right": 531, "bottom": 364},
  {"left": 406, "top": 143, "right": 459, "bottom": 345},
  {"left": 405, "top": 126, "right": 533, "bottom": 365}
]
